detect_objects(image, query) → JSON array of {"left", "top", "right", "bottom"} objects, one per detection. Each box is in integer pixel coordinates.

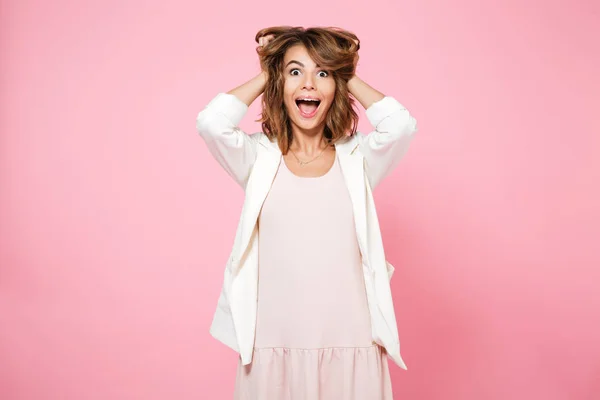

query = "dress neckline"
[{"left": 282, "top": 152, "right": 337, "bottom": 179}]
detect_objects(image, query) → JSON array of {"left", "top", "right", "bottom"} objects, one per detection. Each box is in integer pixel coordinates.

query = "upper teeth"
[{"left": 298, "top": 98, "right": 319, "bottom": 101}]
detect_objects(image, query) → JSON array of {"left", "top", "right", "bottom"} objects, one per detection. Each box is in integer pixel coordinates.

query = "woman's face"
[{"left": 282, "top": 44, "right": 336, "bottom": 134}]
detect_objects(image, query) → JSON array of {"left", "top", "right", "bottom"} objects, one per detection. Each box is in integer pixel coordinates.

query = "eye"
[{"left": 289, "top": 68, "right": 330, "bottom": 78}]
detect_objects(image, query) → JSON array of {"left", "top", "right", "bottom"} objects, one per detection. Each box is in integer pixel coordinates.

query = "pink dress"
[{"left": 233, "top": 152, "right": 393, "bottom": 399}]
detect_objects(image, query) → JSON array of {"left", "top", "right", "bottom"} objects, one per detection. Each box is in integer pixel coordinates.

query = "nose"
[{"left": 302, "top": 74, "right": 315, "bottom": 90}]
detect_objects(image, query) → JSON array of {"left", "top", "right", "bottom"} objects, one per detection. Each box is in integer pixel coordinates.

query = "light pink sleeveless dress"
[{"left": 233, "top": 152, "right": 393, "bottom": 400}]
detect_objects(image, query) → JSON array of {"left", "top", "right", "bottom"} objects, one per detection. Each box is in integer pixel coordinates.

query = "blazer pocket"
[{"left": 385, "top": 260, "right": 395, "bottom": 281}]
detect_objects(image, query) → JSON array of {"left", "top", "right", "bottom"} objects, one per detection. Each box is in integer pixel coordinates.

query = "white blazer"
[{"left": 196, "top": 92, "right": 418, "bottom": 370}]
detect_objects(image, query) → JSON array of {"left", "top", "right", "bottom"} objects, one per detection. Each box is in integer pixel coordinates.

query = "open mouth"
[{"left": 294, "top": 98, "right": 321, "bottom": 118}]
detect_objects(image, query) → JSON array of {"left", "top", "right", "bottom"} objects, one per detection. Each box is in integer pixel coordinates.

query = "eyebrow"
[{"left": 285, "top": 60, "right": 321, "bottom": 68}]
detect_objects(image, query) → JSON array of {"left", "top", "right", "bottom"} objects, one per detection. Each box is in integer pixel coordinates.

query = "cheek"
[
  {"left": 323, "top": 82, "right": 336, "bottom": 101},
  {"left": 283, "top": 79, "right": 291, "bottom": 91},
  {"left": 283, "top": 99, "right": 296, "bottom": 117},
  {"left": 323, "top": 94, "right": 336, "bottom": 110},
  {"left": 283, "top": 85, "right": 297, "bottom": 105},
  {"left": 284, "top": 101, "right": 294, "bottom": 114},
  {"left": 283, "top": 77, "right": 297, "bottom": 91},
  {"left": 282, "top": 83, "right": 293, "bottom": 104}
]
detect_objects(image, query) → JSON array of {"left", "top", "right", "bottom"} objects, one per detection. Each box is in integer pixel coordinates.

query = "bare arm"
[
  {"left": 196, "top": 71, "right": 267, "bottom": 189},
  {"left": 347, "top": 75, "right": 385, "bottom": 110},
  {"left": 196, "top": 35, "right": 275, "bottom": 189},
  {"left": 347, "top": 63, "right": 417, "bottom": 190},
  {"left": 226, "top": 71, "right": 268, "bottom": 107}
]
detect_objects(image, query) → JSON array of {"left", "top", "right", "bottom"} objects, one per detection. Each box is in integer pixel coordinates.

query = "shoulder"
[
  {"left": 336, "top": 132, "right": 362, "bottom": 156},
  {"left": 253, "top": 132, "right": 281, "bottom": 154}
]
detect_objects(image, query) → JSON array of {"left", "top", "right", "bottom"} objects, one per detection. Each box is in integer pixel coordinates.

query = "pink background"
[{"left": 1, "top": 0, "right": 599, "bottom": 399}]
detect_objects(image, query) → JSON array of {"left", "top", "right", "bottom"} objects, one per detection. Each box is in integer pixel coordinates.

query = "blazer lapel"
[
  {"left": 231, "top": 136, "right": 281, "bottom": 276},
  {"left": 336, "top": 141, "right": 371, "bottom": 271}
]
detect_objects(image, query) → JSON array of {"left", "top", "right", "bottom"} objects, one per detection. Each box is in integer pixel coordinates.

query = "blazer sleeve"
[
  {"left": 357, "top": 96, "right": 418, "bottom": 190},
  {"left": 195, "top": 92, "right": 259, "bottom": 190}
]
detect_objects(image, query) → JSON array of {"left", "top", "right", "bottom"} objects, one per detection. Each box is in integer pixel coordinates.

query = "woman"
[{"left": 196, "top": 26, "right": 418, "bottom": 399}]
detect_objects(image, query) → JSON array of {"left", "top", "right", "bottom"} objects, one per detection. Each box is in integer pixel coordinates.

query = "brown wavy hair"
[{"left": 254, "top": 26, "right": 361, "bottom": 154}]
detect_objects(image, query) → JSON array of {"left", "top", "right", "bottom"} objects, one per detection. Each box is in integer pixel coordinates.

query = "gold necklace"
[{"left": 289, "top": 143, "right": 328, "bottom": 166}]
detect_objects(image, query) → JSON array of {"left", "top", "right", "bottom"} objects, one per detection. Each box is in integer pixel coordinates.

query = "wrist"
[
  {"left": 348, "top": 75, "right": 360, "bottom": 94},
  {"left": 259, "top": 70, "right": 268, "bottom": 88}
]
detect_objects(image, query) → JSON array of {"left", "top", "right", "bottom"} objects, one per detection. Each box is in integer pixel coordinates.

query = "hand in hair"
[
  {"left": 258, "top": 34, "right": 275, "bottom": 48},
  {"left": 256, "top": 34, "right": 275, "bottom": 78}
]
